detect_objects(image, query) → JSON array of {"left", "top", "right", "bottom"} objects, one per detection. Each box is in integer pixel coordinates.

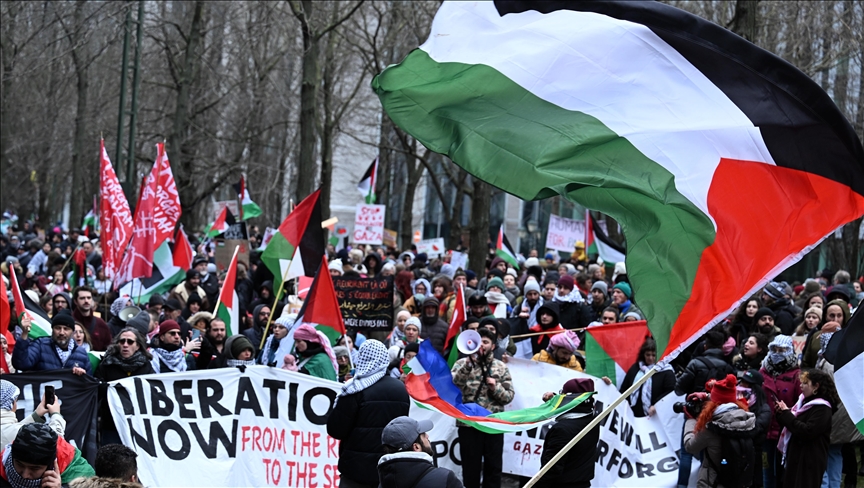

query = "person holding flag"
[{"left": 12, "top": 310, "right": 91, "bottom": 376}]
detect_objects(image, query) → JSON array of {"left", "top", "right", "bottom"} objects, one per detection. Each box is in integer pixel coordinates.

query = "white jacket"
[{"left": 0, "top": 408, "right": 66, "bottom": 447}]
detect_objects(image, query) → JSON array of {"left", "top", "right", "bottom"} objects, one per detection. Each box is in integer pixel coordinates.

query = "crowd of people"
[{"left": 1, "top": 222, "right": 862, "bottom": 488}]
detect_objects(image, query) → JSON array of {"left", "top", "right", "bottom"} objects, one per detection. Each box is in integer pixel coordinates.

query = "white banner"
[
  {"left": 416, "top": 237, "right": 446, "bottom": 257},
  {"left": 109, "top": 363, "right": 696, "bottom": 488},
  {"left": 353, "top": 204, "right": 386, "bottom": 245},
  {"left": 545, "top": 214, "right": 586, "bottom": 252}
]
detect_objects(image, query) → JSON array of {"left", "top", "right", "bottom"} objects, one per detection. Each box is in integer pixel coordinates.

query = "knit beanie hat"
[
  {"left": 558, "top": 275, "right": 575, "bottom": 291},
  {"left": 405, "top": 317, "right": 422, "bottom": 334},
  {"left": 591, "top": 281, "right": 608, "bottom": 297},
  {"left": 524, "top": 257, "right": 541, "bottom": 269},
  {"left": 708, "top": 374, "right": 738, "bottom": 405},
  {"left": 51, "top": 309, "right": 75, "bottom": 328},
  {"left": 333, "top": 346, "right": 350, "bottom": 358},
  {"left": 12, "top": 423, "right": 57, "bottom": 466},
  {"left": 127, "top": 311, "right": 152, "bottom": 338},
  {"left": 523, "top": 279, "right": 541, "bottom": 295},
  {"left": 562, "top": 378, "right": 595, "bottom": 395},
  {"left": 763, "top": 281, "right": 786, "bottom": 300},
  {"left": 753, "top": 307, "right": 775, "bottom": 323},
  {"left": 0, "top": 380, "right": 19, "bottom": 411},
  {"left": 804, "top": 307, "right": 822, "bottom": 320},
  {"left": 486, "top": 277, "right": 505, "bottom": 291},
  {"left": 230, "top": 335, "right": 254, "bottom": 358},
  {"left": 587, "top": 264, "right": 601, "bottom": 275},
  {"left": 158, "top": 320, "right": 180, "bottom": 336},
  {"left": 613, "top": 282, "right": 632, "bottom": 299},
  {"left": 803, "top": 279, "right": 821, "bottom": 294}
]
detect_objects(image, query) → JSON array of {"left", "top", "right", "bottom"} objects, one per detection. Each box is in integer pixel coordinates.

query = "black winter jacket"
[
  {"left": 377, "top": 452, "right": 463, "bottom": 488},
  {"left": 674, "top": 348, "right": 733, "bottom": 395},
  {"left": 419, "top": 297, "right": 449, "bottom": 354},
  {"left": 536, "top": 399, "right": 599, "bottom": 488},
  {"left": 768, "top": 298, "right": 797, "bottom": 336},
  {"left": 556, "top": 300, "right": 592, "bottom": 330},
  {"left": 619, "top": 363, "right": 675, "bottom": 417},
  {"left": 326, "top": 376, "right": 410, "bottom": 485}
]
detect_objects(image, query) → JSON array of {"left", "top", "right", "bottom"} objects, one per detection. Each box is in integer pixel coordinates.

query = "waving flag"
[
  {"left": 215, "top": 246, "right": 241, "bottom": 336},
  {"left": 233, "top": 176, "right": 263, "bottom": 220},
  {"left": 373, "top": 1, "right": 864, "bottom": 360},
  {"left": 205, "top": 207, "right": 235, "bottom": 238},
  {"left": 825, "top": 308, "right": 864, "bottom": 435},
  {"left": 293, "top": 256, "right": 346, "bottom": 345},
  {"left": 81, "top": 207, "right": 97, "bottom": 236},
  {"left": 584, "top": 321, "right": 651, "bottom": 388},
  {"left": 99, "top": 140, "right": 133, "bottom": 279},
  {"left": 495, "top": 225, "right": 518, "bottom": 268},
  {"left": 405, "top": 341, "right": 591, "bottom": 433},
  {"left": 445, "top": 284, "right": 467, "bottom": 367},
  {"left": 586, "top": 212, "right": 625, "bottom": 266},
  {"left": 356, "top": 157, "right": 379, "bottom": 204},
  {"left": 0, "top": 275, "right": 13, "bottom": 370},
  {"left": 173, "top": 225, "right": 194, "bottom": 271},
  {"left": 9, "top": 266, "right": 52, "bottom": 339},
  {"left": 118, "top": 241, "right": 186, "bottom": 305},
  {"left": 261, "top": 189, "right": 325, "bottom": 290}
]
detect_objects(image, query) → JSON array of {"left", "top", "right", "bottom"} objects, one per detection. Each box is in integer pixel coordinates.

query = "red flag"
[
  {"left": 445, "top": 284, "right": 467, "bottom": 349},
  {"left": 294, "top": 256, "right": 346, "bottom": 344},
  {"left": 0, "top": 275, "right": 13, "bottom": 370},
  {"left": 99, "top": 140, "right": 133, "bottom": 279},
  {"left": 150, "top": 143, "right": 181, "bottom": 245},
  {"left": 173, "top": 225, "right": 194, "bottom": 270}
]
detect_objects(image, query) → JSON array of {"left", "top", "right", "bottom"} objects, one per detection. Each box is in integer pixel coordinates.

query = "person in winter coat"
[
  {"left": 291, "top": 324, "right": 337, "bottom": 381},
  {"left": 106, "top": 296, "right": 134, "bottom": 337},
  {"left": 257, "top": 318, "right": 293, "bottom": 367},
  {"left": 759, "top": 335, "right": 801, "bottom": 488},
  {"left": 530, "top": 302, "right": 565, "bottom": 355},
  {"left": 418, "top": 297, "right": 448, "bottom": 354},
  {"left": 610, "top": 282, "right": 643, "bottom": 321},
  {"left": 378, "top": 416, "right": 463, "bottom": 488},
  {"left": 537, "top": 378, "right": 599, "bottom": 488},
  {"left": 531, "top": 329, "right": 583, "bottom": 372},
  {"left": 683, "top": 374, "right": 757, "bottom": 488},
  {"left": 732, "top": 333, "right": 769, "bottom": 372},
  {"left": 761, "top": 281, "right": 798, "bottom": 336},
  {"left": 207, "top": 335, "right": 257, "bottom": 369},
  {"left": 553, "top": 275, "right": 591, "bottom": 330},
  {"left": 12, "top": 310, "right": 91, "bottom": 375},
  {"left": 619, "top": 338, "right": 675, "bottom": 418},
  {"left": 241, "top": 304, "right": 271, "bottom": 355},
  {"left": 802, "top": 299, "right": 848, "bottom": 369},
  {"left": 71, "top": 286, "right": 112, "bottom": 351},
  {"left": 94, "top": 328, "right": 154, "bottom": 445},
  {"left": 736, "top": 369, "right": 772, "bottom": 488},
  {"left": 728, "top": 297, "right": 762, "bottom": 346},
  {"left": 149, "top": 320, "right": 199, "bottom": 373},
  {"left": 0, "top": 381, "right": 65, "bottom": 448},
  {"left": 774, "top": 368, "right": 838, "bottom": 488},
  {"left": 589, "top": 281, "right": 611, "bottom": 321},
  {"left": 0, "top": 422, "right": 95, "bottom": 487},
  {"left": 675, "top": 330, "right": 733, "bottom": 396},
  {"left": 451, "top": 328, "right": 515, "bottom": 488},
  {"left": 327, "top": 340, "right": 410, "bottom": 487}
]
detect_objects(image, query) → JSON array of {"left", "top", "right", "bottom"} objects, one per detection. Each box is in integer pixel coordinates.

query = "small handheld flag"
[
  {"left": 495, "top": 225, "right": 518, "bottom": 268},
  {"left": 215, "top": 246, "right": 241, "bottom": 336},
  {"left": 233, "top": 176, "right": 263, "bottom": 220},
  {"left": 356, "top": 157, "right": 379, "bottom": 204},
  {"left": 205, "top": 207, "right": 236, "bottom": 238}
]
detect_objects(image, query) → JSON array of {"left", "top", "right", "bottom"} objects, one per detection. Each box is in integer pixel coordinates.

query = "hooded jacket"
[
  {"left": 684, "top": 405, "right": 756, "bottom": 488},
  {"left": 11, "top": 336, "right": 92, "bottom": 375},
  {"left": 530, "top": 302, "right": 563, "bottom": 355},
  {"left": 536, "top": 399, "right": 598, "bottom": 488},
  {"left": 418, "top": 296, "right": 448, "bottom": 354},
  {"left": 241, "top": 304, "right": 269, "bottom": 354},
  {"left": 377, "top": 451, "right": 463, "bottom": 488}
]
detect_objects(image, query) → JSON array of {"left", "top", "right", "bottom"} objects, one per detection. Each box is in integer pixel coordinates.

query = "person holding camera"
[{"left": 683, "top": 374, "right": 757, "bottom": 488}]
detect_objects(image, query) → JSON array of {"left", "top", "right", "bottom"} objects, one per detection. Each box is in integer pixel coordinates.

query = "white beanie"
[
  {"left": 328, "top": 259, "right": 343, "bottom": 274},
  {"left": 405, "top": 316, "right": 422, "bottom": 334},
  {"left": 524, "top": 257, "right": 541, "bottom": 268},
  {"left": 523, "top": 279, "right": 542, "bottom": 294}
]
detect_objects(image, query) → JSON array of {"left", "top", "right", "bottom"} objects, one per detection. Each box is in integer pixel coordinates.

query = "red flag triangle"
[
  {"left": 296, "top": 255, "right": 345, "bottom": 341},
  {"left": 586, "top": 321, "right": 651, "bottom": 369}
]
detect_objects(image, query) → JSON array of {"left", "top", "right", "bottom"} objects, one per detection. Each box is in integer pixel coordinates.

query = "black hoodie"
[{"left": 377, "top": 452, "right": 463, "bottom": 488}]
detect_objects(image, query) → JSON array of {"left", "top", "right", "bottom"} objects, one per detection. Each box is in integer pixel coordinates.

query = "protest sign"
[
  {"left": 416, "top": 237, "right": 446, "bottom": 258},
  {"left": 353, "top": 204, "right": 385, "bottom": 244},
  {"left": 332, "top": 276, "right": 394, "bottom": 329},
  {"left": 449, "top": 251, "right": 468, "bottom": 272},
  {"left": 382, "top": 228, "right": 398, "bottom": 248},
  {"left": 5, "top": 369, "right": 100, "bottom": 462},
  {"left": 215, "top": 239, "right": 249, "bottom": 273},
  {"left": 545, "top": 214, "right": 586, "bottom": 252}
]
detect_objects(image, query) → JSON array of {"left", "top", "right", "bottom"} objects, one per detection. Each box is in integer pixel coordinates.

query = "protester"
[
  {"left": 1, "top": 381, "right": 65, "bottom": 447},
  {"left": 728, "top": 297, "right": 762, "bottom": 346},
  {"left": 389, "top": 309, "right": 410, "bottom": 347},
  {"left": 241, "top": 304, "right": 271, "bottom": 355},
  {"left": 71, "top": 443, "right": 143, "bottom": 487},
  {"left": 327, "top": 340, "right": 410, "bottom": 488},
  {"left": 0, "top": 422, "right": 95, "bottom": 487},
  {"left": 168, "top": 269, "right": 208, "bottom": 311},
  {"left": 51, "top": 292, "right": 71, "bottom": 316},
  {"left": 802, "top": 299, "right": 848, "bottom": 369},
  {"left": 149, "top": 320, "right": 198, "bottom": 373},
  {"left": 774, "top": 368, "right": 838, "bottom": 488},
  {"left": 791, "top": 306, "right": 821, "bottom": 358},
  {"left": 618, "top": 338, "right": 675, "bottom": 417},
  {"left": 292, "top": 324, "right": 337, "bottom": 381},
  {"left": 588, "top": 281, "right": 610, "bottom": 321},
  {"left": 553, "top": 275, "right": 591, "bottom": 331},
  {"left": 760, "top": 335, "right": 802, "bottom": 488},
  {"left": 0, "top": 335, "right": 14, "bottom": 374},
  {"left": 419, "top": 297, "right": 447, "bottom": 353},
  {"left": 753, "top": 307, "right": 782, "bottom": 341},
  {"left": 196, "top": 317, "right": 226, "bottom": 370},
  {"left": 451, "top": 328, "right": 515, "bottom": 488},
  {"left": 72, "top": 323, "right": 93, "bottom": 354},
  {"left": 537, "top": 378, "right": 599, "bottom": 488},
  {"left": 71, "top": 286, "right": 112, "bottom": 350},
  {"left": 761, "top": 281, "right": 797, "bottom": 335},
  {"left": 12, "top": 311, "right": 91, "bottom": 375},
  {"left": 531, "top": 329, "right": 583, "bottom": 372},
  {"left": 208, "top": 335, "right": 256, "bottom": 369},
  {"left": 106, "top": 296, "right": 133, "bottom": 337},
  {"left": 194, "top": 256, "right": 219, "bottom": 308},
  {"left": 333, "top": 346, "right": 352, "bottom": 382},
  {"left": 737, "top": 369, "right": 772, "bottom": 488},
  {"left": 683, "top": 374, "right": 757, "bottom": 488},
  {"left": 258, "top": 318, "right": 292, "bottom": 367},
  {"left": 610, "top": 282, "right": 642, "bottom": 321},
  {"left": 530, "top": 301, "right": 565, "bottom": 355},
  {"left": 378, "top": 416, "right": 463, "bottom": 488},
  {"left": 733, "top": 333, "right": 769, "bottom": 372}
]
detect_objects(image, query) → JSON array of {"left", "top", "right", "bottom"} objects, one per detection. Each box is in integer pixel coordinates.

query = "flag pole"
[
  {"left": 509, "top": 328, "right": 587, "bottom": 340},
  {"left": 259, "top": 268, "right": 288, "bottom": 351},
  {"left": 523, "top": 366, "right": 658, "bottom": 488}
]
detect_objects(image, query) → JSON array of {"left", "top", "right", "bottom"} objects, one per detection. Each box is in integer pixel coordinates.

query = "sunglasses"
[{"left": 118, "top": 338, "right": 136, "bottom": 345}]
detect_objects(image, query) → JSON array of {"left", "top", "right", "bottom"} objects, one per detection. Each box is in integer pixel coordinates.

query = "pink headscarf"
[
  {"left": 294, "top": 324, "right": 338, "bottom": 373},
  {"left": 549, "top": 330, "right": 580, "bottom": 352}
]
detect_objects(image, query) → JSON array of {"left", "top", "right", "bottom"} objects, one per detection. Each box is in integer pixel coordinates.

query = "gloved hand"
[{"left": 684, "top": 392, "right": 708, "bottom": 419}]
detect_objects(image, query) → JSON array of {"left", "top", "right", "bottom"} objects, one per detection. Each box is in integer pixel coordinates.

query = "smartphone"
[
  {"left": 191, "top": 329, "right": 201, "bottom": 341},
  {"left": 44, "top": 386, "right": 55, "bottom": 406}
]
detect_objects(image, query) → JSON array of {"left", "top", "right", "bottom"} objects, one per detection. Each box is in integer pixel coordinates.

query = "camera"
[{"left": 673, "top": 398, "right": 704, "bottom": 416}]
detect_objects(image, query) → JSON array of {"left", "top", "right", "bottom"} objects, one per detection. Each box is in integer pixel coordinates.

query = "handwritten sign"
[
  {"left": 333, "top": 276, "right": 394, "bottom": 329},
  {"left": 545, "top": 214, "right": 586, "bottom": 252},
  {"left": 352, "top": 204, "right": 385, "bottom": 245},
  {"left": 416, "top": 238, "right": 445, "bottom": 258}
]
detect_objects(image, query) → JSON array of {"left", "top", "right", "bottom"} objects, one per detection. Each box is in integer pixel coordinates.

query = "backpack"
[
  {"left": 693, "top": 356, "right": 733, "bottom": 392},
  {"left": 706, "top": 426, "right": 754, "bottom": 488}
]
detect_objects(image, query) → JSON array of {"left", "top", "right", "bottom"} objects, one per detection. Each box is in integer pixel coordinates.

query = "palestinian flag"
[
  {"left": 9, "top": 266, "right": 53, "bottom": 339},
  {"left": 70, "top": 248, "right": 88, "bottom": 287},
  {"left": 373, "top": 1, "right": 864, "bottom": 360},
  {"left": 205, "top": 207, "right": 236, "bottom": 238},
  {"left": 256, "top": 227, "right": 277, "bottom": 253},
  {"left": 584, "top": 321, "right": 651, "bottom": 388},
  {"left": 118, "top": 241, "right": 186, "bottom": 305},
  {"left": 81, "top": 208, "right": 97, "bottom": 236},
  {"left": 233, "top": 176, "right": 263, "bottom": 220},
  {"left": 495, "top": 225, "right": 518, "bottom": 268},
  {"left": 356, "top": 157, "right": 379, "bottom": 204},
  {"left": 215, "top": 245, "right": 241, "bottom": 337},
  {"left": 825, "top": 307, "right": 864, "bottom": 435},
  {"left": 293, "top": 256, "right": 346, "bottom": 345},
  {"left": 586, "top": 212, "right": 625, "bottom": 265},
  {"left": 261, "top": 189, "right": 326, "bottom": 290},
  {"left": 173, "top": 225, "right": 194, "bottom": 271},
  {"left": 406, "top": 341, "right": 591, "bottom": 434},
  {"left": 1, "top": 275, "right": 14, "bottom": 372},
  {"left": 445, "top": 284, "right": 468, "bottom": 367}
]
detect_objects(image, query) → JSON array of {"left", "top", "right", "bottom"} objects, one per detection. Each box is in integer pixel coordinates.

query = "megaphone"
[
  {"left": 118, "top": 306, "right": 141, "bottom": 323},
  {"left": 456, "top": 330, "right": 482, "bottom": 355}
]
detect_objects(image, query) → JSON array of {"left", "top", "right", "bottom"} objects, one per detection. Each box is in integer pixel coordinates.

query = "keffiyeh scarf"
[
  {"left": 339, "top": 340, "right": 389, "bottom": 398},
  {"left": 227, "top": 358, "right": 256, "bottom": 368},
  {"left": 55, "top": 338, "right": 75, "bottom": 367},
  {"left": 151, "top": 346, "right": 187, "bottom": 373},
  {"left": 4, "top": 452, "right": 42, "bottom": 488}
]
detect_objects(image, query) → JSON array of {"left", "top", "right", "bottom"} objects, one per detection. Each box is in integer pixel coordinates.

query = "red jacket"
[{"left": 760, "top": 365, "right": 801, "bottom": 440}]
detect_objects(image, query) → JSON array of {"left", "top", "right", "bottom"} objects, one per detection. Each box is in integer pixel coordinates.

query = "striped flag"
[
  {"left": 205, "top": 207, "right": 235, "bottom": 238},
  {"left": 9, "top": 266, "right": 52, "bottom": 339},
  {"left": 405, "top": 341, "right": 591, "bottom": 433},
  {"left": 586, "top": 212, "right": 625, "bottom": 265},
  {"left": 445, "top": 284, "right": 467, "bottom": 367},
  {"left": 0, "top": 274, "right": 14, "bottom": 372},
  {"left": 293, "top": 256, "right": 346, "bottom": 345},
  {"left": 261, "top": 189, "right": 325, "bottom": 290},
  {"left": 233, "top": 176, "right": 263, "bottom": 220},
  {"left": 215, "top": 246, "right": 241, "bottom": 336},
  {"left": 373, "top": 1, "right": 864, "bottom": 360},
  {"left": 118, "top": 241, "right": 186, "bottom": 305},
  {"left": 825, "top": 307, "right": 864, "bottom": 435},
  {"left": 173, "top": 225, "right": 194, "bottom": 271},
  {"left": 357, "top": 157, "right": 378, "bottom": 204},
  {"left": 495, "top": 225, "right": 518, "bottom": 268},
  {"left": 81, "top": 208, "right": 97, "bottom": 236},
  {"left": 584, "top": 321, "right": 651, "bottom": 388}
]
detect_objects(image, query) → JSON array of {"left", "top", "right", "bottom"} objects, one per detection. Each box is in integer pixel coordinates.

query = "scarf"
[
  {"left": 762, "top": 350, "right": 797, "bottom": 376},
  {"left": 55, "top": 338, "right": 75, "bottom": 367},
  {"left": 777, "top": 394, "right": 832, "bottom": 464},
  {"left": 818, "top": 330, "right": 837, "bottom": 358},
  {"left": 101, "top": 350, "right": 149, "bottom": 373},
  {"left": 389, "top": 325, "right": 407, "bottom": 348},
  {"left": 4, "top": 453, "right": 42, "bottom": 488},
  {"left": 151, "top": 345, "right": 187, "bottom": 373},
  {"left": 553, "top": 288, "right": 584, "bottom": 304},
  {"left": 529, "top": 323, "right": 564, "bottom": 345},
  {"left": 227, "top": 358, "right": 256, "bottom": 368},
  {"left": 519, "top": 297, "right": 544, "bottom": 328},
  {"left": 485, "top": 291, "right": 510, "bottom": 318},
  {"left": 339, "top": 340, "right": 389, "bottom": 398},
  {"left": 627, "top": 362, "right": 673, "bottom": 412},
  {"left": 261, "top": 334, "right": 293, "bottom": 367}
]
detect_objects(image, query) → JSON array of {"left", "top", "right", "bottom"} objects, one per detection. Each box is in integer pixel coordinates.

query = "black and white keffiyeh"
[
  {"left": 339, "top": 340, "right": 389, "bottom": 398},
  {"left": 3, "top": 451, "right": 42, "bottom": 488},
  {"left": 55, "top": 338, "right": 75, "bottom": 367},
  {"left": 150, "top": 347, "right": 187, "bottom": 373}
]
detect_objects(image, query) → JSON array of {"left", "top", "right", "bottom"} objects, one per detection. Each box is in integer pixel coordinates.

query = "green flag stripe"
[
  {"left": 217, "top": 302, "right": 233, "bottom": 337},
  {"left": 260, "top": 232, "right": 297, "bottom": 290},
  {"left": 373, "top": 50, "right": 716, "bottom": 354}
]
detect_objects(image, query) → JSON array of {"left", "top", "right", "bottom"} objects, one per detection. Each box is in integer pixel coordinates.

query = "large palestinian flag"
[
  {"left": 118, "top": 241, "right": 186, "bottom": 305},
  {"left": 825, "top": 307, "right": 864, "bottom": 435},
  {"left": 373, "top": 1, "right": 864, "bottom": 360},
  {"left": 293, "top": 256, "right": 346, "bottom": 345},
  {"left": 585, "top": 321, "right": 651, "bottom": 388},
  {"left": 261, "top": 189, "right": 326, "bottom": 290}
]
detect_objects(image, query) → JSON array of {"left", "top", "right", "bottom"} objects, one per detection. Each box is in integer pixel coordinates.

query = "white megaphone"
[
  {"left": 118, "top": 306, "right": 141, "bottom": 323},
  {"left": 456, "top": 330, "right": 482, "bottom": 355}
]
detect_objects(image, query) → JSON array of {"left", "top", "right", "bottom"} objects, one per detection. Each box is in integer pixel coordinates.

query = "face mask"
[
  {"left": 737, "top": 386, "right": 755, "bottom": 407},
  {"left": 768, "top": 351, "right": 788, "bottom": 365}
]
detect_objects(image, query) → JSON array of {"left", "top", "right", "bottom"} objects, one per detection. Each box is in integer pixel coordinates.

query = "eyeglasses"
[{"left": 118, "top": 339, "right": 136, "bottom": 345}]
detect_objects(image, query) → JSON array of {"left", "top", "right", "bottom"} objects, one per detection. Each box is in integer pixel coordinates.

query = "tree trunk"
[
  {"left": 69, "top": 0, "right": 90, "bottom": 225},
  {"left": 730, "top": 0, "right": 759, "bottom": 42},
  {"left": 399, "top": 161, "right": 423, "bottom": 250},
  {"left": 295, "top": 0, "right": 320, "bottom": 203},
  {"left": 468, "top": 179, "right": 492, "bottom": 277}
]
